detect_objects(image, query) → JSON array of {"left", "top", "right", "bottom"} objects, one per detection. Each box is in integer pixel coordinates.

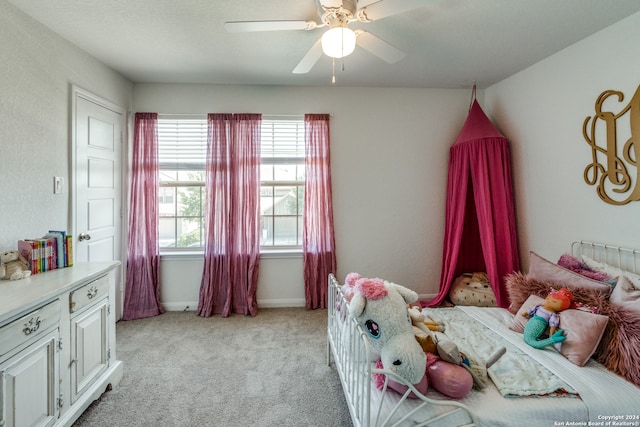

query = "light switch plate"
[{"left": 54, "top": 176, "right": 64, "bottom": 194}]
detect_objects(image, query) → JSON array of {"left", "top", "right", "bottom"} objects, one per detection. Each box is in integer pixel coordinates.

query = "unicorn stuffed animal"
[{"left": 350, "top": 277, "right": 427, "bottom": 386}]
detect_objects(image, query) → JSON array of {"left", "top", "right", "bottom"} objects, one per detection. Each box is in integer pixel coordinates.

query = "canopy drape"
[{"left": 427, "top": 100, "right": 519, "bottom": 308}]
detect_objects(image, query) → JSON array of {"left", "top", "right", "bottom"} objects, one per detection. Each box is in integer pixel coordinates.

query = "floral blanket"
[{"left": 423, "top": 307, "right": 578, "bottom": 398}]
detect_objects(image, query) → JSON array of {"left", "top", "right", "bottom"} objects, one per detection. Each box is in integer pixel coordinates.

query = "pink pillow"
[
  {"left": 511, "top": 295, "right": 609, "bottom": 366},
  {"left": 610, "top": 275, "right": 640, "bottom": 314},
  {"left": 528, "top": 252, "right": 611, "bottom": 292},
  {"left": 372, "top": 359, "right": 428, "bottom": 399},
  {"left": 426, "top": 359, "right": 473, "bottom": 399}
]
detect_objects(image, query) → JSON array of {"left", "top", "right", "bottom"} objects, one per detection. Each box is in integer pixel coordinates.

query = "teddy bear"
[{"left": 1, "top": 250, "right": 32, "bottom": 280}]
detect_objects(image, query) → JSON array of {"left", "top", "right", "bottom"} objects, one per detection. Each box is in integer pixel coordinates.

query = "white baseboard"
[
  {"left": 162, "top": 295, "right": 435, "bottom": 312},
  {"left": 162, "top": 298, "right": 306, "bottom": 311},
  {"left": 257, "top": 298, "right": 306, "bottom": 308},
  {"left": 162, "top": 302, "right": 198, "bottom": 311},
  {"left": 419, "top": 293, "right": 438, "bottom": 303}
]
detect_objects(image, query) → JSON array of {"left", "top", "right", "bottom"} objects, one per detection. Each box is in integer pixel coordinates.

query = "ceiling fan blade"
[
  {"left": 358, "top": 0, "right": 433, "bottom": 22},
  {"left": 292, "top": 38, "right": 324, "bottom": 74},
  {"left": 355, "top": 30, "right": 405, "bottom": 63},
  {"left": 318, "top": 0, "right": 343, "bottom": 7},
  {"left": 224, "top": 20, "right": 318, "bottom": 32}
]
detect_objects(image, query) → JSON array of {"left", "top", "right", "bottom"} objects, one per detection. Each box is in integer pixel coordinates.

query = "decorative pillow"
[
  {"left": 505, "top": 272, "right": 640, "bottom": 386},
  {"left": 581, "top": 255, "right": 640, "bottom": 287},
  {"left": 557, "top": 253, "right": 611, "bottom": 282},
  {"left": 610, "top": 275, "right": 640, "bottom": 314},
  {"left": 505, "top": 272, "right": 610, "bottom": 315},
  {"left": 449, "top": 272, "right": 497, "bottom": 307},
  {"left": 510, "top": 294, "right": 609, "bottom": 366},
  {"left": 528, "top": 251, "right": 612, "bottom": 292}
]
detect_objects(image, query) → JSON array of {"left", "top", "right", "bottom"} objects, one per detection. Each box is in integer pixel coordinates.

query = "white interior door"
[{"left": 72, "top": 87, "right": 124, "bottom": 319}]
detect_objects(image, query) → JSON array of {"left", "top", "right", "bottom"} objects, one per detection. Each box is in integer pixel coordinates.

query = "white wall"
[
  {"left": 485, "top": 11, "right": 640, "bottom": 268},
  {"left": 0, "top": 0, "right": 133, "bottom": 251},
  {"left": 134, "top": 84, "right": 473, "bottom": 308}
]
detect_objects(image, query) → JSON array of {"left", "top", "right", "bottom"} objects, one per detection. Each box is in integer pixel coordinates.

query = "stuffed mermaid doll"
[{"left": 521, "top": 288, "right": 574, "bottom": 349}]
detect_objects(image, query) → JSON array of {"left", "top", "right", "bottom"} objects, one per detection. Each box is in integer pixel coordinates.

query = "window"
[
  {"left": 260, "top": 119, "right": 305, "bottom": 248},
  {"left": 157, "top": 116, "right": 305, "bottom": 250},
  {"left": 158, "top": 117, "right": 207, "bottom": 249}
]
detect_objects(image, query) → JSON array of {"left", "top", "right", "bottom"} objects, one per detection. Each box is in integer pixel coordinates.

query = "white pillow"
[{"left": 581, "top": 255, "right": 640, "bottom": 287}]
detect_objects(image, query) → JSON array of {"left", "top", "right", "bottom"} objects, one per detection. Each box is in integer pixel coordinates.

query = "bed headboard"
[{"left": 571, "top": 240, "right": 640, "bottom": 275}]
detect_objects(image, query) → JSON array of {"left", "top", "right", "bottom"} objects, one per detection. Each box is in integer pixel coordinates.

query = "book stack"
[{"left": 18, "top": 230, "right": 73, "bottom": 275}]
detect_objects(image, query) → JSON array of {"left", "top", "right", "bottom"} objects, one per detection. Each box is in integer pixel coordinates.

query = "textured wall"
[
  {"left": 134, "top": 84, "right": 472, "bottom": 304},
  {"left": 0, "top": 0, "right": 132, "bottom": 251},
  {"left": 485, "top": 11, "right": 640, "bottom": 266}
]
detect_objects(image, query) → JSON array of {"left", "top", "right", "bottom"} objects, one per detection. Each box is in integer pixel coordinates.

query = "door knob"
[{"left": 78, "top": 233, "right": 92, "bottom": 241}]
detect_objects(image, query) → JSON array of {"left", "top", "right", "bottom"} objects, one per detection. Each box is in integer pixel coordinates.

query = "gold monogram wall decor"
[{"left": 582, "top": 84, "right": 640, "bottom": 205}]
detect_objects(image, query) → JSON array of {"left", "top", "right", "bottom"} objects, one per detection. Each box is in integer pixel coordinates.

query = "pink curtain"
[
  {"left": 123, "top": 113, "right": 164, "bottom": 320},
  {"left": 303, "top": 114, "right": 337, "bottom": 309},
  {"left": 426, "top": 100, "right": 520, "bottom": 308},
  {"left": 197, "top": 113, "right": 262, "bottom": 317}
]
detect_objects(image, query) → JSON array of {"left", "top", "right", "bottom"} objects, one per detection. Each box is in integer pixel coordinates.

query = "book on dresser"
[{"left": 18, "top": 230, "right": 73, "bottom": 274}]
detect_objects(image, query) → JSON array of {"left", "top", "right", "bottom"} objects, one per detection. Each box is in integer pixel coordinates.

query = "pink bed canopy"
[{"left": 426, "top": 98, "right": 520, "bottom": 308}]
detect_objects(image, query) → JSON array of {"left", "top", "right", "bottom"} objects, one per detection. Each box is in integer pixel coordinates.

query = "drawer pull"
[
  {"left": 23, "top": 316, "right": 41, "bottom": 335},
  {"left": 87, "top": 286, "right": 99, "bottom": 299}
]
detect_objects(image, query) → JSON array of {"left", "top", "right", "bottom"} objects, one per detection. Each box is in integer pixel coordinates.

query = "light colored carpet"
[{"left": 73, "top": 308, "right": 352, "bottom": 427}]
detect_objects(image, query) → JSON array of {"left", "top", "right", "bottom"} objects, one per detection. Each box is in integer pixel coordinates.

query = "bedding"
[
  {"left": 332, "top": 292, "right": 640, "bottom": 427},
  {"left": 425, "top": 306, "right": 578, "bottom": 397},
  {"left": 328, "top": 242, "right": 640, "bottom": 427},
  {"left": 506, "top": 271, "right": 640, "bottom": 387}
]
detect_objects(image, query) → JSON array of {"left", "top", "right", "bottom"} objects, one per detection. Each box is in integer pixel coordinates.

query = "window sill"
[{"left": 159, "top": 249, "right": 303, "bottom": 261}]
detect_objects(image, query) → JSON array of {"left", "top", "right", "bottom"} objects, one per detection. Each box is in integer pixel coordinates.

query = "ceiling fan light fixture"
[{"left": 321, "top": 26, "right": 356, "bottom": 59}]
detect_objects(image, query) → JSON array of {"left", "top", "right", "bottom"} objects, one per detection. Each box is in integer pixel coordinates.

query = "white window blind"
[
  {"left": 158, "top": 118, "right": 207, "bottom": 171},
  {"left": 261, "top": 118, "right": 305, "bottom": 163}
]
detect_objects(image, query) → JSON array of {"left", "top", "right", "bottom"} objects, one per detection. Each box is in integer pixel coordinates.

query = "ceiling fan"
[{"left": 224, "top": 0, "right": 432, "bottom": 75}]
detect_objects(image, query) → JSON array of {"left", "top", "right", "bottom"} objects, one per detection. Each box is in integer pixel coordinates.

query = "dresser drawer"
[
  {"left": 69, "top": 275, "right": 109, "bottom": 313},
  {"left": 0, "top": 299, "right": 61, "bottom": 356}
]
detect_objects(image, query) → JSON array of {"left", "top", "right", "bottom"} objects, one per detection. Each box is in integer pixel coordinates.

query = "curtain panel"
[
  {"left": 123, "top": 112, "right": 164, "bottom": 320},
  {"left": 197, "top": 113, "right": 262, "bottom": 317},
  {"left": 303, "top": 114, "right": 337, "bottom": 309}
]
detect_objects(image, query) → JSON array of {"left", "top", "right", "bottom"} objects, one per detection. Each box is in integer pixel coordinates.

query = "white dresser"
[{"left": 0, "top": 262, "right": 123, "bottom": 427}]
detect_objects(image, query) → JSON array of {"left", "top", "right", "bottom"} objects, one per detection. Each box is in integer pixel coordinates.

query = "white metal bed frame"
[
  {"left": 571, "top": 240, "right": 640, "bottom": 275},
  {"left": 327, "top": 274, "right": 478, "bottom": 427},
  {"left": 327, "top": 241, "right": 639, "bottom": 427}
]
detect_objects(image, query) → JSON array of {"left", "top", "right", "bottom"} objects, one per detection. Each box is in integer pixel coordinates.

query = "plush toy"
[
  {"left": 1, "top": 250, "right": 32, "bottom": 280},
  {"left": 449, "top": 272, "right": 497, "bottom": 307},
  {"left": 341, "top": 272, "right": 361, "bottom": 302},
  {"left": 408, "top": 305, "right": 443, "bottom": 354},
  {"left": 521, "top": 287, "right": 573, "bottom": 349},
  {"left": 349, "top": 276, "right": 427, "bottom": 386}
]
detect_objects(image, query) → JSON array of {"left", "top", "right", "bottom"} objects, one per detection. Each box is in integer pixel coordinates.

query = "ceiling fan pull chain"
[{"left": 332, "top": 58, "right": 336, "bottom": 84}]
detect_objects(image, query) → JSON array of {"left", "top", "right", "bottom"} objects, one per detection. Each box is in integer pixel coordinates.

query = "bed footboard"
[{"left": 327, "top": 274, "right": 479, "bottom": 427}]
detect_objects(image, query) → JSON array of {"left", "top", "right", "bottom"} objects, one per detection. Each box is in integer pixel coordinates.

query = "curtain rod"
[{"left": 154, "top": 113, "right": 333, "bottom": 117}]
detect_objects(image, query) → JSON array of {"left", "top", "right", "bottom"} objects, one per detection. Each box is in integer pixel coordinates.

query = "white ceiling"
[{"left": 8, "top": 0, "right": 640, "bottom": 88}]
